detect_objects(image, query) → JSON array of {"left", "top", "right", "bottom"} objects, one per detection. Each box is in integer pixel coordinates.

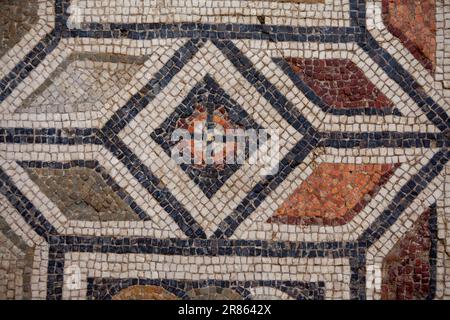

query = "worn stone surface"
[
  {"left": 24, "top": 165, "right": 140, "bottom": 221},
  {"left": 268, "top": 163, "right": 397, "bottom": 226},
  {"left": 381, "top": 208, "right": 436, "bottom": 300},
  {"left": 0, "top": 0, "right": 39, "bottom": 57},
  {"left": 0, "top": 217, "right": 33, "bottom": 300},
  {"left": 20, "top": 53, "right": 146, "bottom": 113},
  {"left": 286, "top": 58, "right": 394, "bottom": 110},
  {"left": 186, "top": 286, "right": 244, "bottom": 300},
  {"left": 112, "top": 285, "right": 179, "bottom": 300}
]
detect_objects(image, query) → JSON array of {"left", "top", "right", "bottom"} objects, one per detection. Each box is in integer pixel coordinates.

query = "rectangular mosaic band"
[{"left": 67, "top": 0, "right": 349, "bottom": 27}]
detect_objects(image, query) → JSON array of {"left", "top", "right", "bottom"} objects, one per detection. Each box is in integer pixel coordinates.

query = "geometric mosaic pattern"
[{"left": 0, "top": 0, "right": 449, "bottom": 300}]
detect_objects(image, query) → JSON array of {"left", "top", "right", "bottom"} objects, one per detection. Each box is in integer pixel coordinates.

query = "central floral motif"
[{"left": 174, "top": 104, "right": 243, "bottom": 169}]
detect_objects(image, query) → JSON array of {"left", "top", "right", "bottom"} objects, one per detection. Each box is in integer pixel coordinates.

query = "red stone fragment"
[{"left": 286, "top": 58, "right": 394, "bottom": 110}]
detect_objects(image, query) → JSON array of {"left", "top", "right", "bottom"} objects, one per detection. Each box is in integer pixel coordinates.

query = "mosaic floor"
[{"left": 0, "top": 0, "right": 449, "bottom": 300}]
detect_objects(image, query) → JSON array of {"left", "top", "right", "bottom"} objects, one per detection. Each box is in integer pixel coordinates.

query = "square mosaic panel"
[{"left": 0, "top": 0, "right": 449, "bottom": 300}]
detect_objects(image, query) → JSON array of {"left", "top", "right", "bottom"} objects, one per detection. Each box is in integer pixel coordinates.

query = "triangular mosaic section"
[{"left": 268, "top": 163, "right": 399, "bottom": 226}]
